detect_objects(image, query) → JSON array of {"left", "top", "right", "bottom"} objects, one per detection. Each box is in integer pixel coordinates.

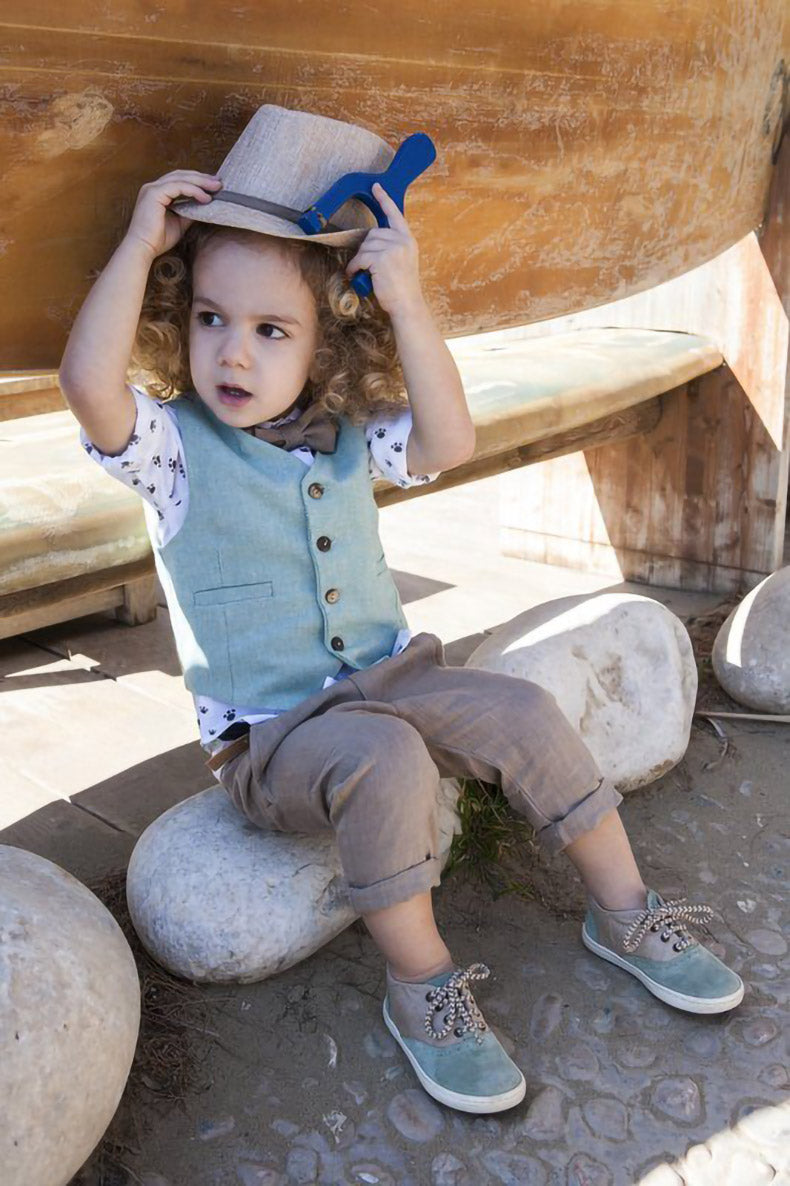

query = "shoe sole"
[
  {"left": 382, "top": 1000, "right": 526, "bottom": 1114},
  {"left": 581, "top": 925, "right": 744, "bottom": 1014}
]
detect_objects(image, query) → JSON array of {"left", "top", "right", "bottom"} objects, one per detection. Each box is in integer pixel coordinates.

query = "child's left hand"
[{"left": 346, "top": 182, "right": 424, "bottom": 317}]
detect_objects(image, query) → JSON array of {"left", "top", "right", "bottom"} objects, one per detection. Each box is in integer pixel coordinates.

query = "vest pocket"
[{"left": 194, "top": 581, "right": 273, "bottom": 606}]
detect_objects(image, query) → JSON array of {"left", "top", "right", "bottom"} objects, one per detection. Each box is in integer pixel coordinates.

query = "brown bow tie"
[{"left": 249, "top": 401, "right": 338, "bottom": 454}]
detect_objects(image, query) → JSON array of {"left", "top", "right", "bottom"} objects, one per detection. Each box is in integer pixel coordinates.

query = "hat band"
[{"left": 209, "top": 189, "right": 345, "bottom": 234}]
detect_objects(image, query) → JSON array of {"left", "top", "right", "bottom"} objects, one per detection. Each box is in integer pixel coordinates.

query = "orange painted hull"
[{"left": 1, "top": 1, "right": 787, "bottom": 367}]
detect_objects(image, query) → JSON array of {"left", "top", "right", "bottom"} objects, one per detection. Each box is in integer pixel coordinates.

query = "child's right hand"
[{"left": 125, "top": 171, "right": 223, "bottom": 259}]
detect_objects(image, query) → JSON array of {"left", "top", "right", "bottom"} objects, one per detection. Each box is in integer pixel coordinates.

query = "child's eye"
[{"left": 195, "top": 311, "right": 286, "bottom": 340}]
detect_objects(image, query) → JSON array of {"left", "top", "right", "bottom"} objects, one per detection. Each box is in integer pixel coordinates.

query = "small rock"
[
  {"left": 616, "top": 1042, "right": 656, "bottom": 1068},
  {"left": 343, "top": 1080, "right": 368, "bottom": 1105},
  {"left": 557, "top": 1041, "right": 599, "bottom": 1081},
  {"left": 285, "top": 1147, "right": 319, "bottom": 1184},
  {"left": 387, "top": 1089, "right": 445, "bottom": 1142},
  {"left": 566, "top": 1153, "right": 612, "bottom": 1186},
  {"left": 482, "top": 1150, "right": 548, "bottom": 1185},
  {"left": 712, "top": 567, "right": 790, "bottom": 711},
  {"left": 651, "top": 1076, "right": 702, "bottom": 1125},
  {"left": 351, "top": 1165, "right": 396, "bottom": 1186},
  {"left": 197, "top": 1115, "right": 235, "bottom": 1140},
  {"left": 746, "top": 928, "right": 787, "bottom": 956},
  {"left": 236, "top": 1165, "right": 286, "bottom": 1186},
  {"left": 758, "top": 1064, "right": 788, "bottom": 1088},
  {"left": 431, "top": 1154, "right": 471, "bottom": 1186},
  {"left": 521, "top": 1085, "right": 565, "bottom": 1139},
  {"left": 582, "top": 1097, "right": 628, "bottom": 1141},
  {"left": 530, "top": 993, "right": 563, "bottom": 1039},
  {"left": 738, "top": 1018, "right": 779, "bottom": 1047}
]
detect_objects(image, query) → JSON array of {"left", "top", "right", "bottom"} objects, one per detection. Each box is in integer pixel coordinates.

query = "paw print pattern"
[
  {"left": 199, "top": 706, "right": 208, "bottom": 714},
  {"left": 375, "top": 428, "right": 387, "bottom": 439},
  {"left": 223, "top": 709, "right": 236, "bottom": 722},
  {"left": 146, "top": 483, "right": 156, "bottom": 494},
  {"left": 392, "top": 442, "right": 403, "bottom": 453},
  {"left": 152, "top": 454, "right": 161, "bottom": 468}
]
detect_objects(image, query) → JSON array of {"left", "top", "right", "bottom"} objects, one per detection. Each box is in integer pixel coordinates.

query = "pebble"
[
  {"left": 734, "top": 1099, "right": 790, "bottom": 1151},
  {"left": 236, "top": 1166, "right": 285, "bottom": 1186},
  {"left": 482, "top": 1150, "right": 548, "bottom": 1185},
  {"left": 285, "top": 1146, "right": 319, "bottom": 1184},
  {"left": 616, "top": 1041, "right": 656, "bottom": 1068},
  {"left": 351, "top": 1164, "right": 396, "bottom": 1186},
  {"left": 737, "top": 1017, "right": 779, "bottom": 1047},
  {"left": 637, "top": 1167, "right": 684, "bottom": 1186},
  {"left": 387, "top": 1089, "right": 445, "bottom": 1142},
  {"left": 758, "top": 1063, "right": 789, "bottom": 1088},
  {"left": 270, "top": 1117, "right": 300, "bottom": 1137},
  {"left": 343, "top": 1079, "right": 369, "bottom": 1105},
  {"left": 582, "top": 1097, "right": 628, "bottom": 1141},
  {"left": 521, "top": 1085, "right": 565, "bottom": 1139},
  {"left": 650, "top": 1076, "right": 703, "bottom": 1125},
  {"left": 431, "top": 1152, "right": 471, "bottom": 1186},
  {"left": 739, "top": 780, "right": 753, "bottom": 796},
  {"left": 556, "top": 1041, "right": 600, "bottom": 1081},
  {"left": 566, "top": 1153, "right": 612, "bottom": 1186},
  {"left": 530, "top": 993, "right": 563, "bottom": 1039},
  {"left": 573, "top": 958, "right": 611, "bottom": 990},
  {"left": 686, "top": 1030, "right": 722, "bottom": 1059},
  {"left": 196, "top": 1115, "right": 235, "bottom": 1140},
  {"left": 746, "top": 929, "right": 787, "bottom": 955}
]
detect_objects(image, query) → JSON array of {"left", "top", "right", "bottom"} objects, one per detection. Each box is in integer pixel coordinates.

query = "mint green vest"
[{"left": 151, "top": 393, "right": 408, "bottom": 709}]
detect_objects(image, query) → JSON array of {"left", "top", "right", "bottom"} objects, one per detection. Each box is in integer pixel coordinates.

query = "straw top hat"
[{"left": 171, "top": 104, "right": 395, "bottom": 247}]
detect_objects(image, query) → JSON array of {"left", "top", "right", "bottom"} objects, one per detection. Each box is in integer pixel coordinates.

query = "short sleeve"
[
  {"left": 366, "top": 407, "right": 440, "bottom": 488},
  {"left": 79, "top": 383, "right": 188, "bottom": 546}
]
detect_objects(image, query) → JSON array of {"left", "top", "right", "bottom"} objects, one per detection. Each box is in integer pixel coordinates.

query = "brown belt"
[{"left": 205, "top": 733, "right": 251, "bottom": 772}]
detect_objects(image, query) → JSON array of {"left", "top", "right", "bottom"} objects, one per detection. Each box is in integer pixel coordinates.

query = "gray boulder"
[
  {"left": 465, "top": 592, "right": 697, "bottom": 791},
  {"left": 712, "top": 567, "right": 790, "bottom": 712},
  {"left": 1, "top": 846, "right": 140, "bottom": 1186},
  {"left": 127, "top": 780, "right": 461, "bottom": 984}
]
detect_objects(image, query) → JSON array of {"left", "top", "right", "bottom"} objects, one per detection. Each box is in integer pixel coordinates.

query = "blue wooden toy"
[{"left": 298, "top": 132, "right": 437, "bottom": 297}]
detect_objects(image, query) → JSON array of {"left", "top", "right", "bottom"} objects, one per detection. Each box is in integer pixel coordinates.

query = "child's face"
[{"left": 189, "top": 235, "right": 321, "bottom": 426}]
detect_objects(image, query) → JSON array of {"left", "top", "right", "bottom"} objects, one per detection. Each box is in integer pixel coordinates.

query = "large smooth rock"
[
  {"left": 712, "top": 568, "right": 790, "bottom": 712},
  {"left": 127, "top": 780, "right": 461, "bottom": 984},
  {"left": 465, "top": 593, "right": 697, "bottom": 791},
  {"left": 1, "top": 846, "right": 140, "bottom": 1186}
]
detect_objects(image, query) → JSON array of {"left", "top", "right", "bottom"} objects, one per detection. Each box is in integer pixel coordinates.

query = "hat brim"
[{"left": 171, "top": 195, "right": 371, "bottom": 247}]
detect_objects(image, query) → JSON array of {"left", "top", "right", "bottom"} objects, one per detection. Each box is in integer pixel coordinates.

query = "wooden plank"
[
  {"left": 1, "top": 1, "right": 786, "bottom": 367},
  {"left": 500, "top": 367, "right": 784, "bottom": 593}
]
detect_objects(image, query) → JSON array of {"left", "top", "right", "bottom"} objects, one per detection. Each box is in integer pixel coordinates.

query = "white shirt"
[{"left": 80, "top": 384, "right": 439, "bottom": 766}]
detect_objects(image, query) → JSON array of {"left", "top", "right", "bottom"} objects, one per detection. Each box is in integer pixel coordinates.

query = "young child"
[{"left": 60, "top": 104, "right": 744, "bottom": 1116}]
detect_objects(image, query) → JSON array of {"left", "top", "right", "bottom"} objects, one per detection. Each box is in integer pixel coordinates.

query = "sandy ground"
[{"left": 2, "top": 473, "right": 788, "bottom": 1186}]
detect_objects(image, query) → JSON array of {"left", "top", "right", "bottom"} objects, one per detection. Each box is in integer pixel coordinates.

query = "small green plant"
[{"left": 444, "top": 777, "right": 539, "bottom": 901}]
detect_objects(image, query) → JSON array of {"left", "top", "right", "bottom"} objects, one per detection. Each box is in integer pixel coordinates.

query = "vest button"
[
  {"left": 317, "top": 536, "right": 332, "bottom": 551},
  {"left": 308, "top": 483, "right": 324, "bottom": 499},
  {"left": 325, "top": 588, "right": 340, "bottom": 604},
  {"left": 331, "top": 636, "right": 344, "bottom": 650}
]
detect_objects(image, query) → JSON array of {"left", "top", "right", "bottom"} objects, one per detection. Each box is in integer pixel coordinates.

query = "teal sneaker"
[
  {"left": 383, "top": 962, "right": 526, "bottom": 1114},
  {"left": 582, "top": 888, "right": 744, "bottom": 1014}
]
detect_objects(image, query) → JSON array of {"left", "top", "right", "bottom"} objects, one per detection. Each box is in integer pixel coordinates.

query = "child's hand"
[
  {"left": 346, "top": 182, "right": 424, "bottom": 317},
  {"left": 125, "top": 171, "right": 223, "bottom": 259}
]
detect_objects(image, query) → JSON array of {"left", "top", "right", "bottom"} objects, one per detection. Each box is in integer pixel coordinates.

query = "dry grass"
[{"left": 68, "top": 870, "right": 236, "bottom": 1186}]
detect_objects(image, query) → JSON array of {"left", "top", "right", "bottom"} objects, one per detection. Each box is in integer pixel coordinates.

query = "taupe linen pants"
[{"left": 211, "top": 632, "right": 622, "bottom": 913}]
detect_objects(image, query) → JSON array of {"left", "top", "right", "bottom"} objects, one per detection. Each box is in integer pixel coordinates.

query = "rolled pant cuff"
[
  {"left": 346, "top": 854, "right": 443, "bottom": 914},
  {"left": 536, "top": 776, "right": 623, "bottom": 855}
]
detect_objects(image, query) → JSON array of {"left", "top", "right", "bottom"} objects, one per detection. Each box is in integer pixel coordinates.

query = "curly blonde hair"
[{"left": 129, "top": 222, "right": 410, "bottom": 425}]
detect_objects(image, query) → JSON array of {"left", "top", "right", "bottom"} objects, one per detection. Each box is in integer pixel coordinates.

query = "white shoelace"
[
  {"left": 622, "top": 898, "right": 714, "bottom": 954},
  {"left": 424, "top": 962, "right": 490, "bottom": 1045}
]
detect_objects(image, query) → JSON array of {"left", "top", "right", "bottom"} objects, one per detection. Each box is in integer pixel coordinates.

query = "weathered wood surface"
[
  {"left": 497, "top": 130, "right": 789, "bottom": 594},
  {"left": 1, "top": 1, "right": 786, "bottom": 368},
  {"left": 375, "top": 328, "right": 723, "bottom": 505},
  {"left": 500, "top": 366, "right": 785, "bottom": 593}
]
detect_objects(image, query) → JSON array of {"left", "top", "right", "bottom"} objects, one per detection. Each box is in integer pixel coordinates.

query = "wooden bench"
[{"left": 0, "top": 326, "right": 724, "bottom": 641}]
